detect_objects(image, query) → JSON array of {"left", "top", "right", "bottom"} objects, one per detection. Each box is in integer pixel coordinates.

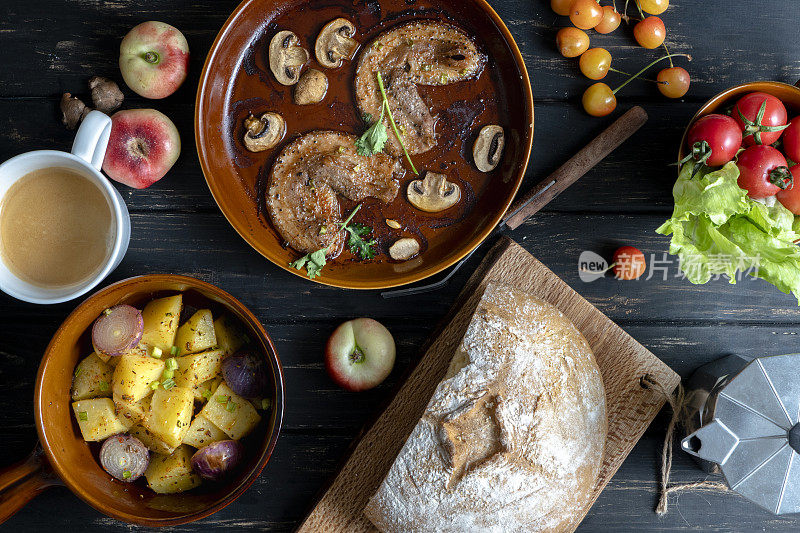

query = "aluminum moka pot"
[{"left": 681, "top": 353, "right": 800, "bottom": 515}]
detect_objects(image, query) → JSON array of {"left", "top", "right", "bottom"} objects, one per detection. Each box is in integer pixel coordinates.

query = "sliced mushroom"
[
  {"left": 243, "top": 112, "right": 286, "bottom": 152},
  {"left": 269, "top": 30, "right": 309, "bottom": 85},
  {"left": 389, "top": 238, "right": 420, "bottom": 261},
  {"left": 407, "top": 171, "right": 461, "bottom": 212},
  {"left": 294, "top": 69, "right": 328, "bottom": 105},
  {"left": 473, "top": 125, "right": 505, "bottom": 172},
  {"left": 315, "top": 18, "right": 359, "bottom": 68}
]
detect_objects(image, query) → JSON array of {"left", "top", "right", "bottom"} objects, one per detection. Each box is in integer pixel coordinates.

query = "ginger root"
[
  {"left": 89, "top": 76, "right": 124, "bottom": 113},
  {"left": 60, "top": 93, "right": 90, "bottom": 130}
]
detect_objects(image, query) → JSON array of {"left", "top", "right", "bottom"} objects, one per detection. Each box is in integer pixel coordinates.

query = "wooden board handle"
[{"left": 502, "top": 106, "right": 648, "bottom": 230}]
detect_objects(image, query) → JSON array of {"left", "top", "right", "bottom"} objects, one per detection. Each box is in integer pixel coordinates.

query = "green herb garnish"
[
  {"left": 376, "top": 71, "right": 419, "bottom": 175},
  {"left": 215, "top": 395, "right": 230, "bottom": 404},
  {"left": 150, "top": 381, "right": 160, "bottom": 390},
  {"left": 162, "top": 369, "right": 174, "bottom": 381},
  {"left": 74, "top": 367, "right": 82, "bottom": 378},
  {"left": 355, "top": 101, "right": 388, "bottom": 157},
  {"left": 226, "top": 401, "right": 237, "bottom": 413},
  {"left": 345, "top": 222, "right": 376, "bottom": 260},
  {"left": 170, "top": 346, "right": 178, "bottom": 356},
  {"left": 99, "top": 380, "right": 109, "bottom": 392},
  {"left": 165, "top": 357, "right": 178, "bottom": 371},
  {"left": 202, "top": 389, "right": 213, "bottom": 400},
  {"left": 261, "top": 398, "right": 272, "bottom": 410},
  {"left": 78, "top": 411, "right": 88, "bottom": 421},
  {"left": 289, "top": 247, "right": 329, "bottom": 279},
  {"left": 162, "top": 378, "right": 175, "bottom": 390},
  {"left": 122, "top": 470, "right": 132, "bottom": 479},
  {"left": 150, "top": 346, "right": 163, "bottom": 359}
]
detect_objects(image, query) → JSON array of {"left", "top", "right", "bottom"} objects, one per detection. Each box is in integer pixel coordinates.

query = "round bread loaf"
[{"left": 364, "top": 282, "right": 607, "bottom": 532}]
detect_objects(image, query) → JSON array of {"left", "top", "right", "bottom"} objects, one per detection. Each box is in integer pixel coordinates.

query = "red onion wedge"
[
  {"left": 100, "top": 433, "right": 150, "bottom": 482},
  {"left": 222, "top": 351, "right": 268, "bottom": 398},
  {"left": 92, "top": 304, "right": 144, "bottom": 357},
  {"left": 190, "top": 440, "right": 243, "bottom": 481}
]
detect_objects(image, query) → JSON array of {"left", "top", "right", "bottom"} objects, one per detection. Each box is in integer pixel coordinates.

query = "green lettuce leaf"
[{"left": 656, "top": 162, "right": 800, "bottom": 302}]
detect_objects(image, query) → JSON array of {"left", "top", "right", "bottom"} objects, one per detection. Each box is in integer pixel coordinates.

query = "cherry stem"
[
  {"left": 662, "top": 42, "right": 674, "bottom": 67},
  {"left": 609, "top": 67, "right": 663, "bottom": 83},
  {"left": 635, "top": 0, "right": 645, "bottom": 18},
  {"left": 612, "top": 53, "right": 692, "bottom": 95}
]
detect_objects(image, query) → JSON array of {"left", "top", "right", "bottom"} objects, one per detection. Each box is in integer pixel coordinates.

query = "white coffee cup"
[{"left": 0, "top": 111, "right": 131, "bottom": 304}]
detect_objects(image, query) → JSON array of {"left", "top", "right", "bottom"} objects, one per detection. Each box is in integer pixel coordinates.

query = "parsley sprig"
[
  {"left": 289, "top": 204, "right": 376, "bottom": 278},
  {"left": 354, "top": 72, "right": 419, "bottom": 175}
]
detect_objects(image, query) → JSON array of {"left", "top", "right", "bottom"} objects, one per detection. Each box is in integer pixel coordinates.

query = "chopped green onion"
[
  {"left": 202, "top": 389, "right": 213, "bottom": 400},
  {"left": 215, "top": 395, "right": 230, "bottom": 404},
  {"left": 78, "top": 411, "right": 88, "bottom": 421},
  {"left": 74, "top": 366, "right": 82, "bottom": 378},
  {"left": 151, "top": 346, "right": 163, "bottom": 358},
  {"left": 170, "top": 346, "right": 178, "bottom": 356},
  {"left": 165, "top": 357, "right": 178, "bottom": 371},
  {"left": 103, "top": 308, "right": 112, "bottom": 316},
  {"left": 162, "top": 369, "right": 174, "bottom": 381},
  {"left": 261, "top": 398, "right": 272, "bottom": 410},
  {"left": 162, "top": 378, "right": 175, "bottom": 390},
  {"left": 122, "top": 470, "right": 132, "bottom": 479},
  {"left": 150, "top": 381, "right": 160, "bottom": 390},
  {"left": 99, "top": 380, "right": 109, "bottom": 392},
  {"left": 226, "top": 401, "right": 237, "bottom": 412}
]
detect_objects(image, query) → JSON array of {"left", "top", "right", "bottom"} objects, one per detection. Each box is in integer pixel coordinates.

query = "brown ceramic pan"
[
  {"left": 195, "top": 0, "right": 534, "bottom": 289},
  {"left": 679, "top": 80, "right": 800, "bottom": 161},
  {"left": 0, "top": 275, "right": 284, "bottom": 526}
]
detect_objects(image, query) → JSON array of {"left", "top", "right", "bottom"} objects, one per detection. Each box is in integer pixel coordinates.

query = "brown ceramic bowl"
[
  {"left": 195, "top": 0, "right": 534, "bottom": 289},
  {"left": 679, "top": 81, "right": 800, "bottom": 161},
  {"left": 0, "top": 275, "right": 284, "bottom": 526}
]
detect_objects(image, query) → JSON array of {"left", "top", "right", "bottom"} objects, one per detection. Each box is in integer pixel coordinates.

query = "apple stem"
[{"left": 143, "top": 51, "right": 160, "bottom": 64}]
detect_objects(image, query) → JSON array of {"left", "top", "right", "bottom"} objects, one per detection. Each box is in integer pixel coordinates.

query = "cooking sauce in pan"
[{"left": 223, "top": 0, "right": 513, "bottom": 271}]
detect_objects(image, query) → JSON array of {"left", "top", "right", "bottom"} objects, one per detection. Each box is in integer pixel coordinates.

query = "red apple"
[
  {"left": 119, "top": 21, "right": 189, "bottom": 99},
  {"left": 102, "top": 109, "right": 181, "bottom": 189},
  {"left": 325, "top": 318, "right": 396, "bottom": 392}
]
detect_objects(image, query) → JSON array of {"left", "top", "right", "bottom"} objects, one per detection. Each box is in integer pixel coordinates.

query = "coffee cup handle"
[{"left": 71, "top": 110, "right": 112, "bottom": 170}]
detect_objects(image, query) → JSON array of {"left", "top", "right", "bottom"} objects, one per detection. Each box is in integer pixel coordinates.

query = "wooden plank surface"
[
  {"left": 297, "top": 237, "right": 679, "bottom": 532},
  {"left": 3, "top": 0, "right": 800, "bottom": 531}
]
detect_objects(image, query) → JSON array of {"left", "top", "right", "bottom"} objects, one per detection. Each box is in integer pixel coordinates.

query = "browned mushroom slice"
[
  {"left": 473, "top": 125, "right": 505, "bottom": 172},
  {"left": 407, "top": 171, "right": 461, "bottom": 212},
  {"left": 355, "top": 21, "right": 486, "bottom": 156},
  {"left": 266, "top": 131, "right": 403, "bottom": 257},
  {"left": 243, "top": 112, "right": 286, "bottom": 152},
  {"left": 269, "top": 30, "right": 309, "bottom": 85},
  {"left": 315, "top": 18, "right": 359, "bottom": 68}
]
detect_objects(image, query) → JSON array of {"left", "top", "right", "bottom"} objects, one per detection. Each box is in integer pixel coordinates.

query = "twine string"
[{"left": 640, "top": 374, "right": 729, "bottom": 516}]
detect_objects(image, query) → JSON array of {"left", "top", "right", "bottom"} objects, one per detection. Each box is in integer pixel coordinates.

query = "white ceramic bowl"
[{"left": 0, "top": 111, "right": 131, "bottom": 304}]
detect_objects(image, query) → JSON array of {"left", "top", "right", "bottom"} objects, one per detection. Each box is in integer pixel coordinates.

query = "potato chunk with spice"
[
  {"left": 174, "top": 349, "right": 225, "bottom": 388},
  {"left": 141, "top": 294, "right": 182, "bottom": 351},
  {"left": 71, "top": 352, "right": 114, "bottom": 401},
  {"left": 144, "top": 445, "right": 202, "bottom": 494},
  {"left": 111, "top": 353, "right": 165, "bottom": 403},
  {"left": 142, "top": 386, "right": 194, "bottom": 448},
  {"left": 182, "top": 415, "right": 227, "bottom": 448},
  {"left": 213, "top": 315, "right": 247, "bottom": 356},
  {"left": 199, "top": 382, "right": 261, "bottom": 440},
  {"left": 129, "top": 424, "right": 176, "bottom": 455},
  {"left": 174, "top": 309, "right": 217, "bottom": 355},
  {"left": 72, "top": 398, "right": 128, "bottom": 441}
]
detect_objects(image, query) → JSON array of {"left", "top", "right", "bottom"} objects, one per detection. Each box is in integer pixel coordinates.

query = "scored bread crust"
[{"left": 364, "top": 282, "right": 607, "bottom": 532}]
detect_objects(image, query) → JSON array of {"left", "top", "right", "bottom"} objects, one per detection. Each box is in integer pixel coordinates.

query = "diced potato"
[
  {"left": 144, "top": 445, "right": 202, "bottom": 494},
  {"left": 129, "top": 424, "right": 176, "bottom": 455},
  {"left": 72, "top": 398, "right": 128, "bottom": 441},
  {"left": 193, "top": 376, "right": 223, "bottom": 402},
  {"left": 141, "top": 295, "right": 183, "bottom": 351},
  {"left": 71, "top": 353, "right": 114, "bottom": 401},
  {"left": 174, "top": 349, "right": 225, "bottom": 388},
  {"left": 199, "top": 382, "right": 261, "bottom": 440},
  {"left": 182, "top": 415, "right": 227, "bottom": 448},
  {"left": 174, "top": 309, "right": 217, "bottom": 355},
  {"left": 114, "top": 395, "right": 152, "bottom": 428},
  {"left": 143, "top": 387, "right": 194, "bottom": 448},
  {"left": 112, "top": 353, "right": 165, "bottom": 403},
  {"left": 214, "top": 315, "right": 246, "bottom": 356}
]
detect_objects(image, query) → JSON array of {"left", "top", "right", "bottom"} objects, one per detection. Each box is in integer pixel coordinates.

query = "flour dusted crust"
[{"left": 364, "top": 283, "right": 607, "bottom": 532}]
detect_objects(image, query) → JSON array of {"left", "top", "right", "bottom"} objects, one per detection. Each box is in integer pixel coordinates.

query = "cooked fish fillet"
[
  {"left": 266, "top": 131, "right": 403, "bottom": 257},
  {"left": 355, "top": 21, "right": 486, "bottom": 156}
]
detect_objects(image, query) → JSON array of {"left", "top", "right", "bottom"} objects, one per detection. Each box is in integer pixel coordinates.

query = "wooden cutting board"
[{"left": 296, "top": 237, "right": 680, "bottom": 532}]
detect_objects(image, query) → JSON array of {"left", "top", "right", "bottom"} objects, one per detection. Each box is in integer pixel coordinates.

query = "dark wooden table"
[{"left": 3, "top": 0, "right": 800, "bottom": 530}]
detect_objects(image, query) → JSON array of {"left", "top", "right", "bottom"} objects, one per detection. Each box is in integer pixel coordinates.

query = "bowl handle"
[{"left": 0, "top": 443, "right": 62, "bottom": 524}]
